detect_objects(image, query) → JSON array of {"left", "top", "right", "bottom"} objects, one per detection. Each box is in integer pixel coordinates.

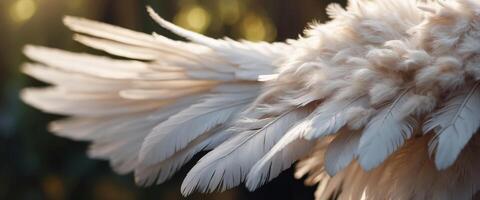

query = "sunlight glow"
[
  {"left": 218, "top": 0, "right": 242, "bottom": 25},
  {"left": 174, "top": 5, "right": 211, "bottom": 33},
  {"left": 240, "top": 13, "right": 276, "bottom": 42},
  {"left": 9, "top": 0, "right": 37, "bottom": 24}
]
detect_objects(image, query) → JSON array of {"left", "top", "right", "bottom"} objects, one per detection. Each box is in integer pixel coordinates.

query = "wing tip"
[
  {"left": 180, "top": 174, "right": 197, "bottom": 196},
  {"left": 146, "top": 6, "right": 168, "bottom": 28},
  {"left": 137, "top": 148, "right": 154, "bottom": 166},
  {"left": 19, "top": 88, "right": 42, "bottom": 110},
  {"left": 146, "top": 5, "right": 214, "bottom": 45},
  {"left": 19, "top": 62, "right": 36, "bottom": 75},
  {"left": 63, "top": 15, "right": 83, "bottom": 27},
  {"left": 245, "top": 172, "right": 263, "bottom": 192},
  {"left": 137, "top": 139, "right": 176, "bottom": 167},
  {"left": 22, "top": 44, "right": 39, "bottom": 58}
]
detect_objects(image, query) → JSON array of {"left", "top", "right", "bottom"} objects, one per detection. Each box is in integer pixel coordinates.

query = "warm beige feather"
[{"left": 22, "top": 0, "right": 480, "bottom": 199}]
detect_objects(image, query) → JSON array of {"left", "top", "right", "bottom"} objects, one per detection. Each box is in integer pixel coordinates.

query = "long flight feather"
[
  {"left": 139, "top": 91, "right": 256, "bottom": 165},
  {"left": 180, "top": 108, "right": 308, "bottom": 195}
]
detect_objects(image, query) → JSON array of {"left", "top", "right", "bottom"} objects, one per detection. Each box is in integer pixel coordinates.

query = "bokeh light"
[
  {"left": 174, "top": 4, "right": 211, "bottom": 33},
  {"left": 217, "top": 0, "right": 243, "bottom": 25},
  {"left": 67, "top": 0, "right": 85, "bottom": 10},
  {"left": 239, "top": 13, "right": 277, "bottom": 42},
  {"left": 9, "top": 0, "right": 37, "bottom": 24}
]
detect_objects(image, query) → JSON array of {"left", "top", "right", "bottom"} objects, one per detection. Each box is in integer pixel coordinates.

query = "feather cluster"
[{"left": 21, "top": 0, "right": 480, "bottom": 199}]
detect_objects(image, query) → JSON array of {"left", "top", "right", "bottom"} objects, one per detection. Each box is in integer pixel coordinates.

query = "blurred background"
[{"left": 0, "top": 0, "right": 346, "bottom": 199}]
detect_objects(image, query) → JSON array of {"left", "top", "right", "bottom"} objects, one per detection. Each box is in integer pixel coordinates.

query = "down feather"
[{"left": 22, "top": 0, "right": 480, "bottom": 199}]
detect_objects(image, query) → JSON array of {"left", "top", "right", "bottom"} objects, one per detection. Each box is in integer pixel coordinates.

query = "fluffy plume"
[{"left": 22, "top": 0, "right": 480, "bottom": 199}]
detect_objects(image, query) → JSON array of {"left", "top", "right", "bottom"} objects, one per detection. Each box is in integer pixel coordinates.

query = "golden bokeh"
[
  {"left": 174, "top": 4, "right": 211, "bottom": 33},
  {"left": 239, "top": 13, "right": 277, "bottom": 42},
  {"left": 67, "top": 0, "right": 85, "bottom": 10},
  {"left": 217, "top": 0, "right": 243, "bottom": 25},
  {"left": 9, "top": 0, "right": 37, "bottom": 24}
]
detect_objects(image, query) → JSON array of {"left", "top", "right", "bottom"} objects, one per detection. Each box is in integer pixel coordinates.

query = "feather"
[
  {"left": 68, "top": 11, "right": 253, "bottom": 77},
  {"left": 135, "top": 128, "right": 234, "bottom": 185},
  {"left": 294, "top": 138, "right": 332, "bottom": 184},
  {"left": 304, "top": 96, "right": 368, "bottom": 140},
  {"left": 22, "top": 63, "right": 217, "bottom": 92},
  {"left": 77, "top": 32, "right": 235, "bottom": 74},
  {"left": 87, "top": 131, "right": 146, "bottom": 173},
  {"left": 20, "top": 87, "right": 167, "bottom": 116},
  {"left": 22, "top": 1, "right": 480, "bottom": 199},
  {"left": 245, "top": 116, "right": 315, "bottom": 190},
  {"left": 50, "top": 115, "right": 147, "bottom": 142},
  {"left": 316, "top": 170, "right": 345, "bottom": 200},
  {"left": 139, "top": 91, "right": 256, "bottom": 165},
  {"left": 245, "top": 106, "right": 320, "bottom": 189},
  {"left": 147, "top": 7, "right": 289, "bottom": 76},
  {"left": 54, "top": 96, "right": 203, "bottom": 175},
  {"left": 324, "top": 129, "right": 361, "bottom": 176},
  {"left": 118, "top": 87, "right": 210, "bottom": 100},
  {"left": 63, "top": 15, "right": 164, "bottom": 49},
  {"left": 357, "top": 89, "right": 416, "bottom": 171},
  {"left": 50, "top": 96, "right": 200, "bottom": 141},
  {"left": 24, "top": 45, "right": 152, "bottom": 74},
  {"left": 423, "top": 82, "right": 480, "bottom": 169},
  {"left": 23, "top": 46, "right": 195, "bottom": 81},
  {"left": 180, "top": 108, "right": 308, "bottom": 195},
  {"left": 21, "top": 63, "right": 130, "bottom": 92},
  {"left": 73, "top": 34, "right": 163, "bottom": 60}
]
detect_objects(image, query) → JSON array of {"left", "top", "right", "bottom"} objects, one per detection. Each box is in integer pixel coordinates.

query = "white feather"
[
  {"left": 21, "top": 1, "right": 480, "bottom": 199},
  {"left": 63, "top": 15, "right": 162, "bottom": 49},
  {"left": 324, "top": 129, "right": 361, "bottom": 176},
  {"left": 424, "top": 82, "right": 480, "bottom": 169},
  {"left": 73, "top": 34, "right": 163, "bottom": 60},
  {"left": 135, "top": 128, "right": 233, "bottom": 185},
  {"left": 59, "top": 96, "right": 202, "bottom": 174},
  {"left": 68, "top": 14, "right": 235, "bottom": 73},
  {"left": 21, "top": 63, "right": 130, "bottom": 92},
  {"left": 147, "top": 7, "right": 290, "bottom": 78},
  {"left": 304, "top": 96, "right": 368, "bottom": 140},
  {"left": 180, "top": 108, "right": 307, "bottom": 195},
  {"left": 52, "top": 95, "right": 200, "bottom": 139},
  {"left": 23, "top": 45, "right": 162, "bottom": 80},
  {"left": 245, "top": 117, "right": 314, "bottom": 190},
  {"left": 357, "top": 89, "right": 416, "bottom": 170},
  {"left": 139, "top": 90, "right": 256, "bottom": 165},
  {"left": 20, "top": 87, "right": 167, "bottom": 116},
  {"left": 118, "top": 87, "right": 210, "bottom": 100}
]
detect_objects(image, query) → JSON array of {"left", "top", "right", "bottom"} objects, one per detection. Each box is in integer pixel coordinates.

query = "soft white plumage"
[{"left": 22, "top": 0, "right": 480, "bottom": 199}]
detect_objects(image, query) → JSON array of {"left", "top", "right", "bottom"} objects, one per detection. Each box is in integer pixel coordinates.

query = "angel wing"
[
  {"left": 22, "top": 1, "right": 480, "bottom": 200},
  {"left": 22, "top": 7, "right": 295, "bottom": 188}
]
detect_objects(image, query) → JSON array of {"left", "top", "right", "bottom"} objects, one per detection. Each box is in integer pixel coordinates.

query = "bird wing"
[
  {"left": 23, "top": 1, "right": 480, "bottom": 199},
  {"left": 22, "top": 8, "right": 293, "bottom": 187}
]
